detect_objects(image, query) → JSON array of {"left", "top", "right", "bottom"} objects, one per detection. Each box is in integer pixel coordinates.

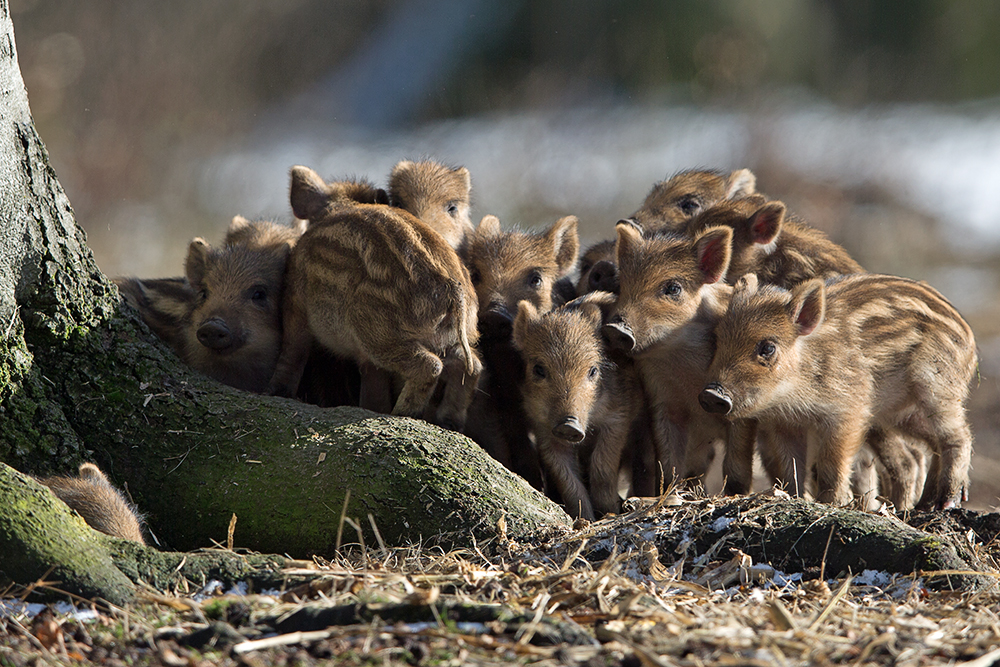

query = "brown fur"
[
  {"left": 39, "top": 463, "right": 145, "bottom": 543},
  {"left": 631, "top": 168, "right": 757, "bottom": 233},
  {"left": 269, "top": 166, "right": 481, "bottom": 429},
  {"left": 575, "top": 239, "right": 617, "bottom": 297},
  {"left": 459, "top": 214, "right": 579, "bottom": 486},
  {"left": 114, "top": 275, "right": 195, "bottom": 352},
  {"left": 463, "top": 214, "right": 580, "bottom": 329},
  {"left": 686, "top": 195, "right": 864, "bottom": 287},
  {"left": 514, "top": 292, "right": 646, "bottom": 519},
  {"left": 603, "top": 223, "right": 749, "bottom": 489},
  {"left": 574, "top": 168, "right": 757, "bottom": 300},
  {"left": 686, "top": 198, "right": 932, "bottom": 507},
  {"left": 388, "top": 160, "right": 472, "bottom": 251},
  {"left": 704, "top": 273, "right": 977, "bottom": 509},
  {"left": 182, "top": 217, "right": 303, "bottom": 393}
]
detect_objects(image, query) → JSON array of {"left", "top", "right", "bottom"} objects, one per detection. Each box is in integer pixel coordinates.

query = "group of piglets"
[{"left": 114, "top": 161, "right": 977, "bottom": 522}]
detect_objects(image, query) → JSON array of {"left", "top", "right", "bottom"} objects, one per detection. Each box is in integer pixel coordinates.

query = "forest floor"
[{"left": 3, "top": 491, "right": 1000, "bottom": 666}]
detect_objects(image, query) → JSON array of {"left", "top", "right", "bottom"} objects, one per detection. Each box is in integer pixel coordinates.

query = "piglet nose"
[
  {"left": 197, "top": 318, "right": 234, "bottom": 351},
  {"left": 552, "top": 416, "right": 586, "bottom": 443},
  {"left": 479, "top": 301, "right": 513, "bottom": 337},
  {"left": 588, "top": 260, "right": 619, "bottom": 294},
  {"left": 699, "top": 383, "right": 733, "bottom": 415},
  {"left": 602, "top": 319, "right": 635, "bottom": 352}
]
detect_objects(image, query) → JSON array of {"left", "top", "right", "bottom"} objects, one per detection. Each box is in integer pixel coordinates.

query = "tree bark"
[{"left": 0, "top": 0, "right": 567, "bottom": 601}]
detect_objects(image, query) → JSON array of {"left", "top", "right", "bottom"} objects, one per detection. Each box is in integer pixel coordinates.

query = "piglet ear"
[
  {"left": 228, "top": 215, "right": 251, "bottom": 234},
  {"left": 693, "top": 225, "right": 733, "bottom": 285},
  {"left": 289, "top": 166, "right": 331, "bottom": 221},
  {"left": 615, "top": 219, "right": 643, "bottom": 265},
  {"left": 389, "top": 160, "right": 414, "bottom": 181},
  {"left": 476, "top": 214, "right": 502, "bottom": 237},
  {"left": 455, "top": 166, "right": 472, "bottom": 192},
  {"left": 788, "top": 279, "right": 826, "bottom": 336},
  {"left": 545, "top": 215, "right": 580, "bottom": 277},
  {"left": 185, "top": 238, "right": 212, "bottom": 289},
  {"left": 579, "top": 302, "right": 605, "bottom": 328},
  {"left": 749, "top": 202, "right": 785, "bottom": 246},
  {"left": 512, "top": 300, "right": 538, "bottom": 350},
  {"left": 725, "top": 168, "right": 757, "bottom": 199}
]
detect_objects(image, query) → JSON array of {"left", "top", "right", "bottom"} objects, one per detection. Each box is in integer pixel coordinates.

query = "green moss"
[{"left": 0, "top": 464, "right": 134, "bottom": 604}]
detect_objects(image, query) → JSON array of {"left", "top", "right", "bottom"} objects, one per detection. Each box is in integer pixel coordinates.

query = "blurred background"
[{"left": 11, "top": 0, "right": 1000, "bottom": 508}]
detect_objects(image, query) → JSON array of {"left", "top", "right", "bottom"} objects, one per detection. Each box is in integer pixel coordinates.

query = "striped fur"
[
  {"left": 686, "top": 195, "right": 864, "bottom": 287},
  {"left": 708, "top": 273, "right": 977, "bottom": 509},
  {"left": 270, "top": 166, "right": 481, "bottom": 430}
]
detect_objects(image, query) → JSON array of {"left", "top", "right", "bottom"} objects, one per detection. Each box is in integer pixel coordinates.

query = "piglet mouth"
[{"left": 699, "top": 383, "right": 733, "bottom": 415}]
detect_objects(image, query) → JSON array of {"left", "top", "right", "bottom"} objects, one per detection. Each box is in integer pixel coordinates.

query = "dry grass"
[{"left": 4, "top": 494, "right": 1000, "bottom": 666}]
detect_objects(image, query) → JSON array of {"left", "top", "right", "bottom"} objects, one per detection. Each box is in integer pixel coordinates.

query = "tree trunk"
[{"left": 0, "top": 0, "right": 567, "bottom": 600}]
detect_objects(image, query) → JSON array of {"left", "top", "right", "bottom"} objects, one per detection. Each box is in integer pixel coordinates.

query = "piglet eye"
[
  {"left": 533, "top": 364, "right": 547, "bottom": 379},
  {"left": 446, "top": 202, "right": 459, "bottom": 216},
  {"left": 251, "top": 287, "right": 267, "bottom": 303},
  {"left": 528, "top": 270, "right": 543, "bottom": 290},
  {"left": 757, "top": 340, "right": 776, "bottom": 359},
  {"left": 661, "top": 281, "right": 682, "bottom": 298},
  {"left": 198, "top": 289, "right": 208, "bottom": 303},
  {"left": 588, "top": 366, "right": 598, "bottom": 380},
  {"left": 678, "top": 196, "right": 701, "bottom": 215}
]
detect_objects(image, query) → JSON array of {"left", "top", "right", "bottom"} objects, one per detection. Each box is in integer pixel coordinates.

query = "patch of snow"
[
  {"left": 710, "top": 516, "right": 735, "bottom": 532},
  {"left": 853, "top": 570, "right": 893, "bottom": 588}
]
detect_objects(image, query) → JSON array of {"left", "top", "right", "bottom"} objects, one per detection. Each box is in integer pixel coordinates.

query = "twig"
[
  {"left": 809, "top": 574, "right": 853, "bottom": 631},
  {"left": 367, "top": 513, "right": 387, "bottom": 558},
  {"left": 335, "top": 490, "right": 351, "bottom": 554},
  {"left": 819, "top": 523, "right": 835, "bottom": 582}
]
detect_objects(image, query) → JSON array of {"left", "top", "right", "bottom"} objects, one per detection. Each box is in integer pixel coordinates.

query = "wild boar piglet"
[
  {"left": 602, "top": 222, "right": 752, "bottom": 490},
  {"left": 514, "top": 292, "right": 644, "bottom": 519},
  {"left": 685, "top": 195, "right": 863, "bottom": 287},
  {"left": 630, "top": 168, "right": 757, "bottom": 234},
  {"left": 182, "top": 216, "right": 304, "bottom": 393},
  {"left": 578, "top": 167, "right": 758, "bottom": 298},
  {"left": 701, "top": 273, "right": 976, "bottom": 510},
  {"left": 270, "top": 166, "right": 481, "bottom": 430},
  {"left": 459, "top": 213, "right": 579, "bottom": 486}
]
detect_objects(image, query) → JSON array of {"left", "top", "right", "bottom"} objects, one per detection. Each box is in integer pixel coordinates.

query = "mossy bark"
[
  {"left": 0, "top": 0, "right": 568, "bottom": 602},
  {"left": 0, "top": 464, "right": 135, "bottom": 605}
]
